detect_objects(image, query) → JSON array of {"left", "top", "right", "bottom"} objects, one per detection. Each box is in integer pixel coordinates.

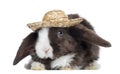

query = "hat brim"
[{"left": 27, "top": 18, "right": 83, "bottom": 31}]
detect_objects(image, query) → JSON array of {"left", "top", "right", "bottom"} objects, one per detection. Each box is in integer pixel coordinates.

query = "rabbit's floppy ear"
[
  {"left": 70, "top": 24, "right": 111, "bottom": 47},
  {"left": 13, "top": 32, "right": 38, "bottom": 65}
]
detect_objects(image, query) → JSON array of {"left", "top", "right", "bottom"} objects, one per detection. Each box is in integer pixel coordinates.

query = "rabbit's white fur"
[
  {"left": 51, "top": 54, "right": 75, "bottom": 69},
  {"left": 35, "top": 28, "right": 53, "bottom": 59}
]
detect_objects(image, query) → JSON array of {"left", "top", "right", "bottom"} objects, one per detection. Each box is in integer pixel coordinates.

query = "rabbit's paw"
[
  {"left": 60, "top": 66, "right": 74, "bottom": 70},
  {"left": 84, "top": 62, "right": 100, "bottom": 70},
  {"left": 31, "top": 62, "right": 45, "bottom": 70}
]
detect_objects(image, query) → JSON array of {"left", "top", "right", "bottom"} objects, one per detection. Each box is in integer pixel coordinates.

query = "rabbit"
[{"left": 13, "top": 14, "right": 111, "bottom": 70}]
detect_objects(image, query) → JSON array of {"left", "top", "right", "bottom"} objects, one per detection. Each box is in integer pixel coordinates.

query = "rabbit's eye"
[{"left": 57, "top": 31, "right": 63, "bottom": 38}]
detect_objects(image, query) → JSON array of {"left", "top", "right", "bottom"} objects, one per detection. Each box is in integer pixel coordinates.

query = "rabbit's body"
[{"left": 13, "top": 14, "right": 111, "bottom": 70}]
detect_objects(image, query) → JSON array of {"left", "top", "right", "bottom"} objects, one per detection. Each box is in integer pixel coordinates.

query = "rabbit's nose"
[{"left": 44, "top": 49, "right": 50, "bottom": 53}]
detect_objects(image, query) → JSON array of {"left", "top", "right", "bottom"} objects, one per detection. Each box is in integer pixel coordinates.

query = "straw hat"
[{"left": 27, "top": 10, "right": 83, "bottom": 31}]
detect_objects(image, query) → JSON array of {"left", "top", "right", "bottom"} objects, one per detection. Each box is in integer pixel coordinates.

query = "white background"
[{"left": 0, "top": 0, "right": 119, "bottom": 74}]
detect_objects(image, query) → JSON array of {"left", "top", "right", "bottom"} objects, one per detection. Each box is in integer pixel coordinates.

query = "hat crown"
[{"left": 42, "top": 10, "right": 68, "bottom": 22}]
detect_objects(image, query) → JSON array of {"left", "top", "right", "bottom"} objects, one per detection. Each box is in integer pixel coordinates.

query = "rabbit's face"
[{"left": 35, "top": 27, "right": 78, "bottom": 59}]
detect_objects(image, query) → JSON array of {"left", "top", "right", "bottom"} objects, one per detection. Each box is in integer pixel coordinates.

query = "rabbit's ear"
[
  {"left": 13, "top": 32, "right": 38, "bottom": 65},
  {"left": 70, "top": 25, "right": 111, "bottom": 47}
]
